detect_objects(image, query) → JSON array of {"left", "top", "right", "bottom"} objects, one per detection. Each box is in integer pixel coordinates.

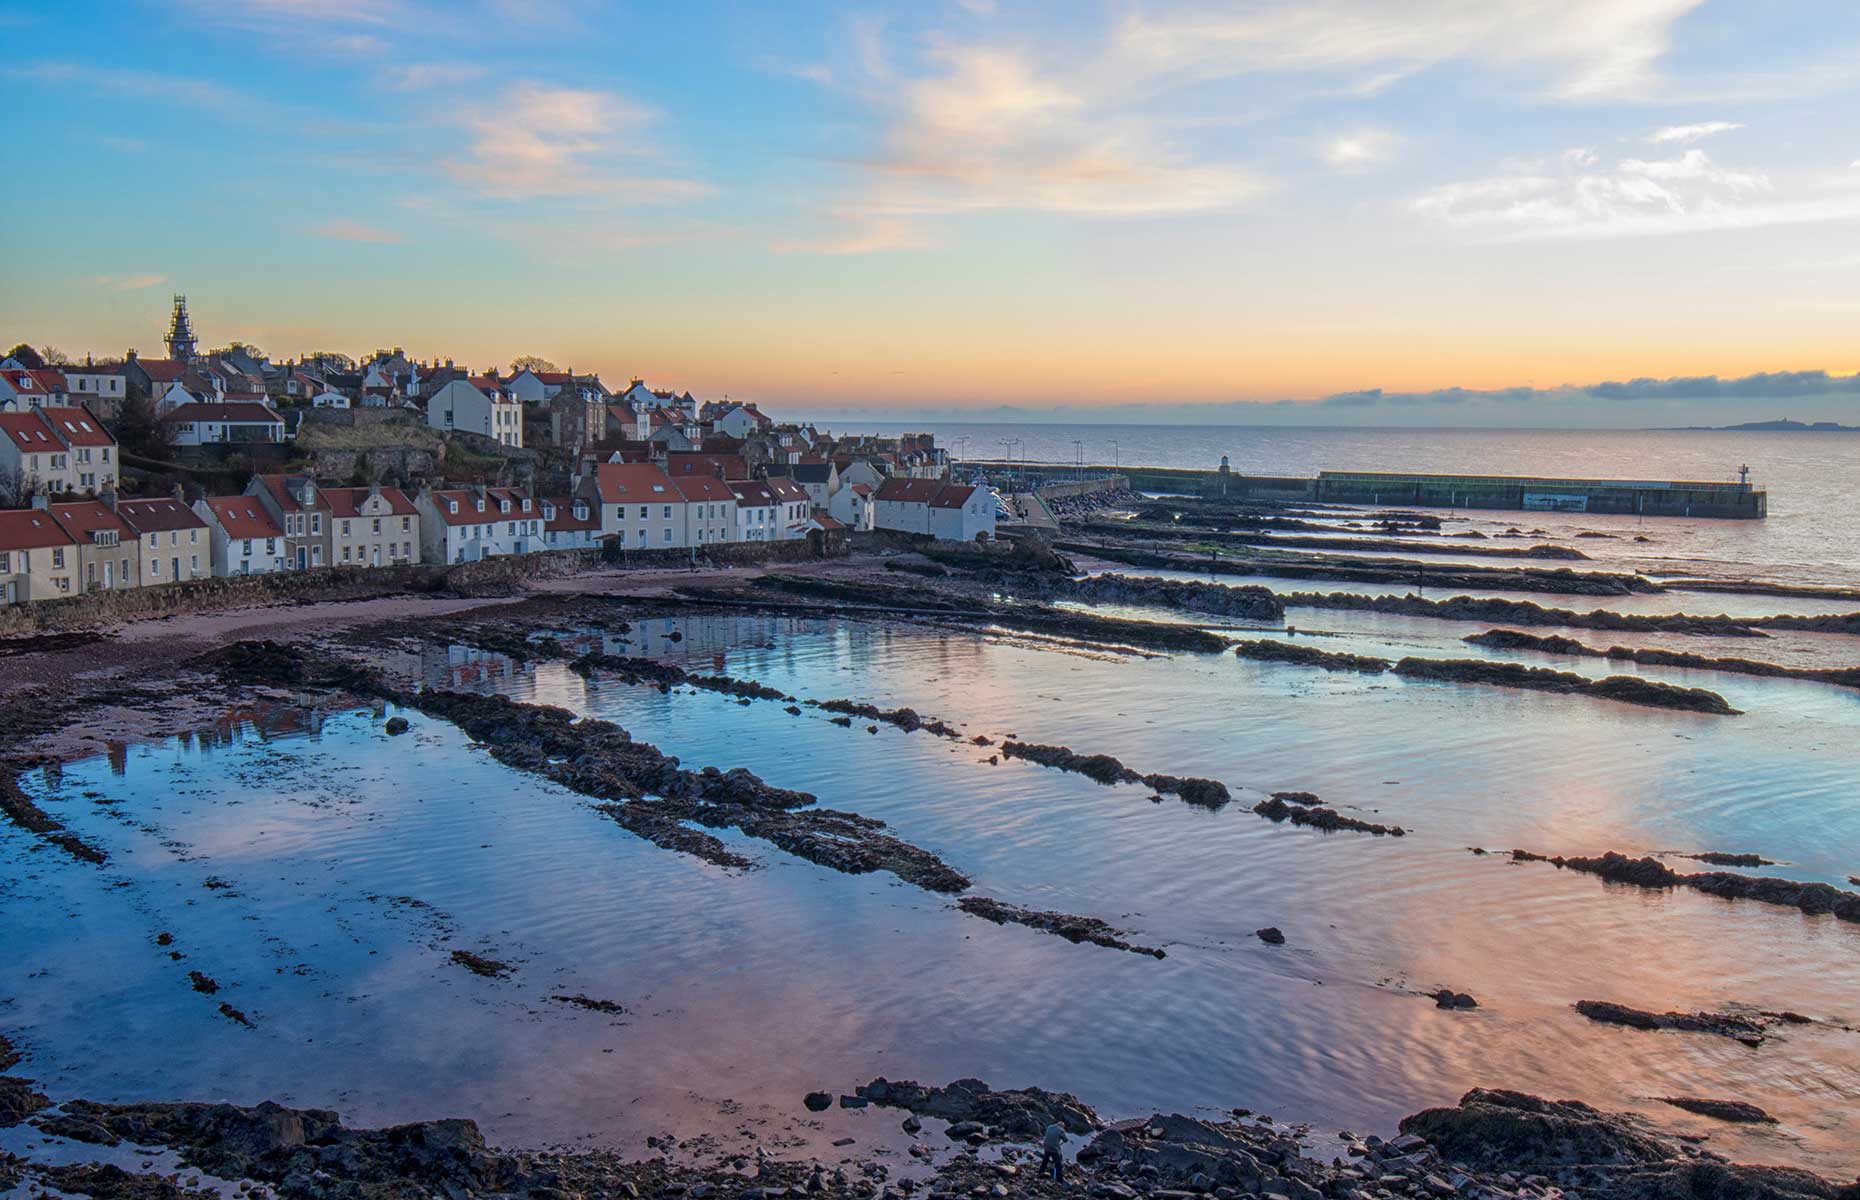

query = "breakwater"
[{"left": 964, "top": 461, "right": 1767, "bottom": 518}]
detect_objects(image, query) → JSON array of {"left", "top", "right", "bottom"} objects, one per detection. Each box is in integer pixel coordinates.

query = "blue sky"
[{"left": 4, "top": 1, "right": 1860, "bottom": 426}]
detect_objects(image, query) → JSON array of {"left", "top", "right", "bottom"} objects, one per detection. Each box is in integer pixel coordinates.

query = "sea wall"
[{"left": 0, "top": 536, "right": 844, "bottom": 636}]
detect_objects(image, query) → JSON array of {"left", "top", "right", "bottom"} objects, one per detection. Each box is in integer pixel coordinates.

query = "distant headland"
[{"left": 1657, "top": 419, "right": 1859, "bottom": 432}]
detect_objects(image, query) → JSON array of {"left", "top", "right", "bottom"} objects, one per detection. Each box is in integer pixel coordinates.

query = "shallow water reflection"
[{"left": 6, "top": 613, "right": 1858, "bottom": 1175}]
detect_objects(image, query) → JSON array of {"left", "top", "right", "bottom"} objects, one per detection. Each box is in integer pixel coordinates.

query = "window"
[
  {"left": 638, "top": 505, "right": 648, "bottom": 519},
  {"left": 401, "top": 516, "right": 410, "bottom": 532},
  {"left": 149, "top": 533, "right": 158, "bottom": 547},
  {"left": 265, "top": 538, "right": 276, "bottom": 554},
  {"left": 342, "top": 546, "right": 351, "bottom": 562},
  {"left": 662, "top": 529, "right": 672, "bottom": 542},
  {"left": 372, "top": 518, "right": 381, "bottom": 534},
  {"left": 190, "top": 555, "right": 198, "bottom": 572},
  {"left": 311, "top": 515, "right": 321, "bottom": 534},
  {"left": 53, "top": 548, "right": 64, "bottom": 568},
  {"left": 0, "top": 552, "right": 8, "bottom": 573},
  {"left": 662, "top": 505, "right": 672, "bottom": 519},
  {"left": 342, "top": 520, "right": 351, "bottom": 536},
  {"left": 151, "top": 559, "right": 161, "bottom": 576}
]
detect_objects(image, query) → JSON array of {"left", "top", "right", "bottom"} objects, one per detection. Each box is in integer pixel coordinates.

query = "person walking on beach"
[{"left": 1040, "top": 1121, "right": 1066, "bottom": 1183}]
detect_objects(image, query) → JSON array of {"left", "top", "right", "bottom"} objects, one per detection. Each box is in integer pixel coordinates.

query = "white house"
[
  {"left": 712, "top": 403, "right": 771, "bottom": 440},
  {"left": 61, "top": 362, "right": 127, "bottom": 416},
  {"left": 0, "top": 368, "right": 68, "bottom": 410},
  {"left": 928, "top": 483, "right": 996, "bottom": 542},
  {"left": 589, "top": 462, "right": 683, "bottom": 551},
  {"left": 728, "top": 480, "right": 779, "bottom": 542},
  {"left": 415, "top": 486, "right": 542, "bottom": 563},
  {"left": 873, "top": 478, "right": 995, "bottom": 541},
  {"left": 791, "top": 462, "right": 838, "bottom": 509},
  {"left": 311, "top": 389, "right": 351, "bottom": 409},
  {"left": 167, "top": 401, "right": 287, "bottom": 448},
  {"left": 426, "top": 378, "right": 523, "bottom": 449},
  {"left": 0, "top": 407, "right": 120, "bottom": 497},
  {"left": 542, "top": 496, "right": 602, "bottom": 550},
  {"left": 671, "top": 474, "right": 736, "bottom": 548},
  {"left": 194, "top": 495, "right": 288, "bottom": 576},
  {"left": 827, "top": 481, "right": 876, "bottom": 531},
  {"left": 765, "top": 476, "right": 811, "bottom": 539}
]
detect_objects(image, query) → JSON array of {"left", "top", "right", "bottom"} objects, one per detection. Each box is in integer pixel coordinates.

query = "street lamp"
[{"left": 1108, "top": 440, "right": 1119, "bottom": 469}]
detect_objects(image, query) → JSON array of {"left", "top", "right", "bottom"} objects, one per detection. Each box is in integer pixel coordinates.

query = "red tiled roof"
[
  {"left": 203, "top": 496, "right": 283, "bottom": 540},
  {"left": 671, "top": 475, "right": 733, "bottom": 503},
  {"left": 0, "top": 413, "right": 58, "bottom": 453},
  {"left": 592, "top": 463, "right": 677, "bottom": 504},
  {"left": 138, "top": 359, "right": 187, "bottom": 383},
  {"left": 115, "top": 497, "right": 206, "bottom": 534},
  {"left": 319, "top": 485, "right": 418, "bottom": 518},
  {"left": 811, "top": 515, "right": 846, "bottom": 531},
  {"left": 728, "top": 480, "right": 774, "bottom": 506},
  {"left": 168, "top": 402, "right": 282, "bottom": 424},
  {"left": 875, "top": 477, "right": 945, "bottom": 504},
  {"left": 544, "top": 497, "right": 600, "bottom": 532},
  {"left": 253, "top": 474, "right": 326, "bottom": 514},
  {"left": 37, "top": 407, "right": 115, "bottom": 447},
  {"left": 2, "top": 368, "right": 67, "bottom": 395},
  {"left": 666, "top": 453, "right": 747, "bottom": 480},
  {"left": 930, "top": 484, "right": 978, "bottom": 509},
  {"left": 48, "top": 500, "right": 132, "bottom": 543},
  {"left": 764, "top": 477, "right": 808, "bottom": 502},
  {"left": 422, "top": 489, "right": 497, "bottom": 527},
  {"left": 0, "top": 508, "right": 75, "bottom": 553}
]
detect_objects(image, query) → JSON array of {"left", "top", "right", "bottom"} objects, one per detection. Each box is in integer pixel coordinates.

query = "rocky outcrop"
[
  {"left": 1282, "top": 593, "right": 1771, "bottom": 638},
  {"left": 1657, "top": 1097, "right": 1777, "bottom": 1124},
  {"left": 853, "top": 1077, "right": 1099, "bottom": 1139},
  {"left": 1573, "top": 1001, "right": 1773, "bottom": 1046},
  {"left": 957, "top": 898, "right": 1165, "bottom": 958},
  {"left": 998, "top": 573, "right": 1286, "bottom": 623},
  {"left": 1235, "top": 639, "right": 1390, "bottom": 673},
  {"left": 1463, "top": 629, "right": 1860, "bottom": 691},
  {"left": 1061, "top": 542, "right": 1661, "bottom": 596},
  {"left": 738, "top": 575, "right": 1231, "bottom": 653},
  {"left": 1513, "top": 850, "right": 1860, "bottom": 924},
  {"left": 1392, "top": 659, "right": 1740, "bottom": 714},
  {"left": 997, "top": 740, "right": 1232, "bottom": 809},
  {"left": 571, "top": 652, "right": 796, "bottom": 703},
  {"left": 1400, "top": 1089, "right": 1853, "bottom": 1200},
  {"left": 1254, "top": 791, "right": 1406, "bottom": 837}
]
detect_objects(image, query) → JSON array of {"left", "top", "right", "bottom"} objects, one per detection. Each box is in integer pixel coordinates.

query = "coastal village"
[{"left": 1, "top": 297, "right": 996, "bottom": 605}]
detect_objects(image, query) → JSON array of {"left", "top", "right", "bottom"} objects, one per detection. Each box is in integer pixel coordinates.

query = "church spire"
[{"left": 165, "top": 294, "right": 198, "bottom": 361}]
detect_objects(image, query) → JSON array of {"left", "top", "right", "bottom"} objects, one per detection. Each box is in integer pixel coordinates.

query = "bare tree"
[
  {"left": 509, "top": 355, "right": 560, "bottom": 375},
  {"left": 39, "top": 345, "right": 72, "bottom": 366}
]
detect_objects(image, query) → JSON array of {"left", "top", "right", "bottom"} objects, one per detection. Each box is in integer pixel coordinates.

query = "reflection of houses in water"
[
  {"left": 418, "top": 641, "right": 537, "bottom": 691},
  {"left": 185, "top": 702, "right": 331, "bottom": 752}
]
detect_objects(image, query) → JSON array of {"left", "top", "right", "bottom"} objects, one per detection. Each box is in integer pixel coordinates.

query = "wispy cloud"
[
  {"left": 84, "top": 273, "right": 168, "bottom": 292},
  {"left": 444, "top": 82, "right": 708, "bottom": 202},
  {"left": 385, "top": 62, "right": 487, "bottom": 91},
  {"left": 773, "top": 218, "right": 926, "bottom": 256},
  {"left": 9, "top": 62, "right": 249, "bottom": 115},
  {"left": 1322, "top": 129, "right": 1401, "bottom": 169},
  {"left": 1323, "top": 368, "right": 1860, "bottom": 409},
  {"left": 1114, "top": 0, "right": 1708, "bottom": 101},
  {"left": 1648, "top": 120, "right": 1742, "bottom": 143},
  {"left": 856, "top": 46, "right": 1264, "bottom": 222},
  {"left": 1411, "top": 143, "right": 1860, "bottom": 239},
  {"left": 313, "top": 220, "right": 402, "bottom": 243}
]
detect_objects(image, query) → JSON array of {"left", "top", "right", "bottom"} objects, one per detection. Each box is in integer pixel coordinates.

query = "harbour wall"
[{"left": 962, "top": 462, "right": 1765, "bottom": 519}]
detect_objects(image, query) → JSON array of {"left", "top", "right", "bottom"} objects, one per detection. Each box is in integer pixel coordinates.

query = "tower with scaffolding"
[{"left": 165, "top": 294, "right": 198, "bottom": 361}]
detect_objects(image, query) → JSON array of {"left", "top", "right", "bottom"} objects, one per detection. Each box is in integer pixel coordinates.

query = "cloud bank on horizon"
[{"left": 3, "top": 0, "right": 1860, "bottom": 427}]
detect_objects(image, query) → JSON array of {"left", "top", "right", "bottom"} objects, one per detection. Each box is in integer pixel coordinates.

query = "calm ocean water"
[
  {"left": 5, "top": 426, "right": 1858, "bottom": 1180},
  {"left": 847, "top": 423, "right": 1860, "bottom": 588}
]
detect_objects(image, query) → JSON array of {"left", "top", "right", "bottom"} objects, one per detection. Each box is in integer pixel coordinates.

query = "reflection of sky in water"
[{"left": 5, "top": 613, "right": 1858, "bottom": 1175}]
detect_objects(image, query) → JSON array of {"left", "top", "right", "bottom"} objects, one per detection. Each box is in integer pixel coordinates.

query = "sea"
[
  {"left": 840, "top": 423, "right": 1860, "bottom": 589},
  {"left": 3, "top": 425, "right": 1858, "bottom": 1179}
]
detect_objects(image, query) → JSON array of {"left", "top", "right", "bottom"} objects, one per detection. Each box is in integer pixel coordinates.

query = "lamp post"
[{"left": 1108, "top": 441, "right": 1119, "bottom": 470}]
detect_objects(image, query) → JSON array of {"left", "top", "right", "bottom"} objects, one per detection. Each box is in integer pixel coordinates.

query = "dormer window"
[
  {"left": 474, "top": 498, "right": 485, "bottom": 512},
  {"left": 446, "top": 499, "right": 458, "bottom": 514}
]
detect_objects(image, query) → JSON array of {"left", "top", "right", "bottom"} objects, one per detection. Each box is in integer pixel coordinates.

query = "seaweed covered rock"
[{"left": 854, "top": 1077, "right": 1099, "bottom": 1139}]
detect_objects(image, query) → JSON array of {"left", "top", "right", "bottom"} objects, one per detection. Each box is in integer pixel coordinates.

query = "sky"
[{"left": 4, "top": 0, "right": 1860, "bottom": 428}]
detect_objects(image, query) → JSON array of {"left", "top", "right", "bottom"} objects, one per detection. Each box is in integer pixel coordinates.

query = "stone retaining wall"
[{"left": 0, "top": 536, "right": 845, "bottom": 637}]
